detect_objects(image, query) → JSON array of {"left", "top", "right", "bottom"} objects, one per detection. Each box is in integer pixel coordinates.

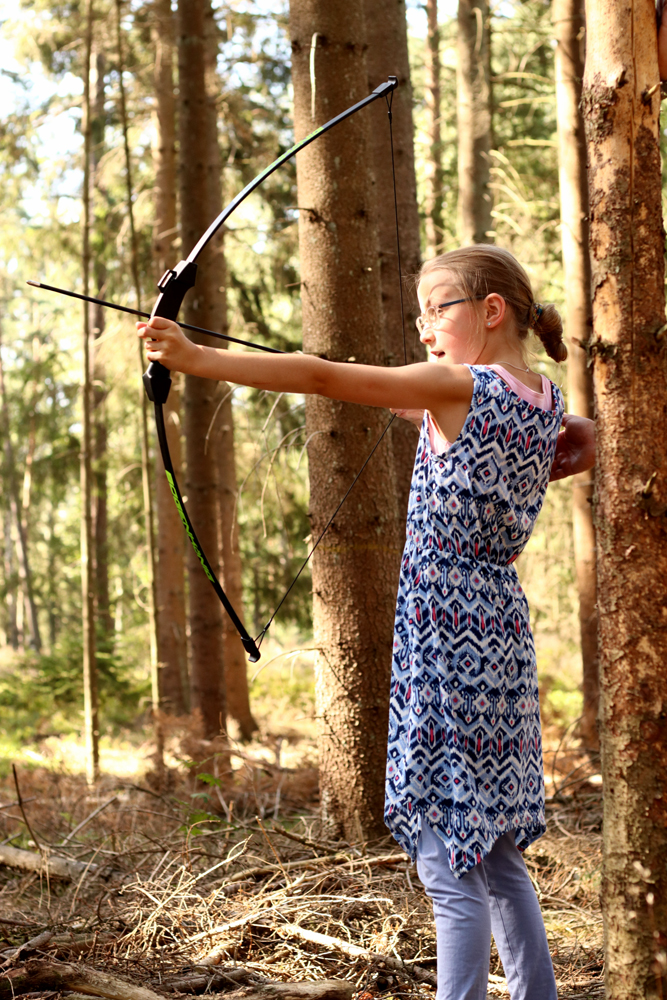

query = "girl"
[{"left": 140, "top": 244, "right": 594, "bottom": 1000}]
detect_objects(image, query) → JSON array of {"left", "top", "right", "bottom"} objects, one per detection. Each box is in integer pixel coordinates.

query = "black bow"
[{"left": 29, "top": 76, "right": 402, "bottom": 664}]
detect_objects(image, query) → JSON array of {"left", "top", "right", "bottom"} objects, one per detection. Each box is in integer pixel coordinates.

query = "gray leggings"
[{"left": 416, "top": 822, "right": 558, "bottom": 1000}]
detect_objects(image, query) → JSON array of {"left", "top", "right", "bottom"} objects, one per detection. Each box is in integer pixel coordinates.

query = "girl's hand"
[
  {"left": 137, "top": 316, "right": 202, "bottom": 372},
  {"left": 391, "top": 407, "right": 425, "bottom": 427},
  {"left": 549, "top": 413, "right": 596, "bottom": 482}
]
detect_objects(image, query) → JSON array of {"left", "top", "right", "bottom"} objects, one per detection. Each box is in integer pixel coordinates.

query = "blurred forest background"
[{"left": 0, "top": 0, "right": 615, "bottom": 777}]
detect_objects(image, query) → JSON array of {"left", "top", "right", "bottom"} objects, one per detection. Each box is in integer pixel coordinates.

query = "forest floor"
[{"left": 0, "top": 719, "right": 604, "bottom": 1000}]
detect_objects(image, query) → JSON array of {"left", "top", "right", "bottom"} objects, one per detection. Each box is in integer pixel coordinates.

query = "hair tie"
[{"left": 530, "top": 302, "right": 544, "bottom": 327}]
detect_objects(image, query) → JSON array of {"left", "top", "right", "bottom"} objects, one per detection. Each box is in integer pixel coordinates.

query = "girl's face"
[{"left": 416, "top": 269, "right": 485, "bottom": 365}]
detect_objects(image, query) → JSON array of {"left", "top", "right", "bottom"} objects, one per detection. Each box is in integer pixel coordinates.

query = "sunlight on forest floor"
[{"left": 0, "top": 690, "right": 604, "bottom": 1000}]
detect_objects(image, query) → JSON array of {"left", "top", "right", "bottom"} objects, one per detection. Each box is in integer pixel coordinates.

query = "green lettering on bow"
[{"left": 165, "top": 472, "right": 216, "bottom": 585}]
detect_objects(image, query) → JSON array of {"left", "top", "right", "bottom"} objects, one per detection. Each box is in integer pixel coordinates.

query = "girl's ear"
[{"left": 484, "top": 293, "right": 506, "bottom": 329}]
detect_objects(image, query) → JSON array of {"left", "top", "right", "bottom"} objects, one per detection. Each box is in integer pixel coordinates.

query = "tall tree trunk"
[
  {"left": 364, "top": 0, "right": 422, "bottom": 523},
  {"left": 81, "top": 0, "right": 100, "bottom": 784},
  {"left": 290, "top": 0, "right": 402, "bottom": 840},
  {"left": 202, "top": 9, "right": 258, "bottom": 742},
  {"left": 152, "top": 0, "right": 189, "bottom": 716},
  {"left": 115, "top": 0, "right": 164, "bottom": 781},
  {"left": 178, "top": 0, "right": 226, "bottom": 740},
  {"left": 582, "top": 2, "right": 667, "bottom": 995},
  {"left": 90, "top": 50, "right": 113, "bottom": 645},
  {"left": 456, "top": 0, "right": 493, "bottom": 244},
  {"left": 425, "top": 0, "right": 444, "bottom": 252},
  {"left": 0, "top": 325, "right": 41, "bottom": 652},
  {"left": 553, "top": 0, "right": 598, "bottom": 750}
]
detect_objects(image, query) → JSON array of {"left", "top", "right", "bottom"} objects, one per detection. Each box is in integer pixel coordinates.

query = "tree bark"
[
  {"left": 203, "top": 10, "right": 258, "bottom": 742},
  {"left": 0, "top": 327, "right": 41, "bottom": 654},
  {"left": 553, "top": 0, "right": 598, "bottom": 750},
  {"left": 218, "top": 408, "right": 258, "bottom": 740},
  {"left": 290, "top": 0, "right": 402, "bottom": 839},
  {"left": 152, "top": 0, "right": 189, "bottom": 716},
  {"left": 115, "top": 0, "right": 164, "bottom": 780},
  {"left": 90, "top": 51, "right": 113, "bottom": 645},
  {"left": 178, "top": 0, "right": 226, "bottom": 740},
  {"left": 81, "top": 0, "right": 99, "bottom": 784},
  {"left": 364, "top": 0, "right": 422, "bottom": 523},
  {"left": 582, "top": 1, "right": 667, "bottom": 994},
  {"left": 425, "top": 0, "right": 444, "bottom": 252},
  {"left": 456, "top": 0, "right": 493, "bottom": 244}
]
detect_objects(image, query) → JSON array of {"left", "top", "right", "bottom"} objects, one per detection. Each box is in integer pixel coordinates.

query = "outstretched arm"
[{"left": 138, "top": 316, "right": 472, "bottom": 416}]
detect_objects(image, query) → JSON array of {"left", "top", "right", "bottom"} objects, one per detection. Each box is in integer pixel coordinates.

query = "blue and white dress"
[{"left": 385, "top": 365, "right": 564, "bottom": 877}]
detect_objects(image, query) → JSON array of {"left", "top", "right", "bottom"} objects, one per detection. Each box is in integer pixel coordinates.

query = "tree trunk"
[
  {"left": 90, "top": 51, "right": 113, "bottom": 646},
  {"left": 0, "top": 325, "right": 41, "bottom": 653},
  {"left": 290, "top": 0, "right": 402, "bottom": 839},
  {"left": 115, "top": 0, "right": 164, "bottom": 781},
  {"left": 364, "top": 0, "right": 422, "bottom": 523},
  {"left": 582, "top": 2, "right": 667, "bottom": 995},
  {"left": 425, "top": 0, "right": 444, "bottom": 252},
  {"left": 152, "top": 0, "right": 189, "bottom": 716},
  {"left": 456, "top": 0, "right": 493, "bottom": 244},
  {"left": 81, "top": 0, "right": 100, "bottom": 784},
  {"left": 178, "top": 0, "right": 226, "bottom": 740},
  {"left": 201, "top": 7, "right": 257, "bottom": 742},
  {"left": 218, "top": 407, "right": 258, "bottom": 741},
  {"left": 553, "top": 0, "right": 598, "bottom": 750}
]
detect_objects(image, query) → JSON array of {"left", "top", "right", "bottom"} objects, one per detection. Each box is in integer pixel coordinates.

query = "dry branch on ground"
[{"left": 0, "top": 731, "right": 603, "bottom": 1000}]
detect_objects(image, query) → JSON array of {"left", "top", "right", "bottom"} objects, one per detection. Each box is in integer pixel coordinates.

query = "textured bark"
[
  {"left": 203, "top": 13, "right": 257, "bottom": 741},
  {"left": 152, "top": 0, "right": 188, "bottom": 716},
  {"left": 456, "top": 0, "right": 493, "bottom": 244},
  {"left": 90, "top": 52, "right": 112, "bottom": 644},
  {"left": 553, "top": 0, "right": 598, "bottom": 749},
  {"left": 218, "top": 406, "right": 258, "bottom": 740},
  {"left": 582, "top": 0, "right": 667, "bottom": 993},
  {"left": 290, "top": 0, "right": 402, "bottom": 839},
  {"left": 178, "top": 0, "right": 226, "bottom": 739},
  {"left": 0, "top": 330, "right": 41, "bottom": 653},
  {"left": 425, "top": 0, "right": 444, "bottom": 252},
  {"left": 80, "top": 0, "right": 99, "bottom": 784},
  {"left": 364, "top": 0, "right": 422, "bottom": 522}
]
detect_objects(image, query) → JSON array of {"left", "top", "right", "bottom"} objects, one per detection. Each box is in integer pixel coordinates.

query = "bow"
[
  {"left": 29, "top": 75, "right": 402, "bottom": 664},
  {"left": 143, "top": 76, "right": 399, "bottom": 663}
]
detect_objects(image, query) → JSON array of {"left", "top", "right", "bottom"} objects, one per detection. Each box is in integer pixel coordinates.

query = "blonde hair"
[{"left": 419, "top": 246, "right": 567, "bottom": 363}]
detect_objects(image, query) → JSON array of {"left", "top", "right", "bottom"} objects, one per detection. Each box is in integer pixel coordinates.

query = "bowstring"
[{"left": 255, "top": 88, "right": 408, "bottom": 649}]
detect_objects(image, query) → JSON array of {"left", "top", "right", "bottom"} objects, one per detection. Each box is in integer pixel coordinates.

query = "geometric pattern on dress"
[{"left": 385, "top": 365, "right": 565, "bottom": 877}]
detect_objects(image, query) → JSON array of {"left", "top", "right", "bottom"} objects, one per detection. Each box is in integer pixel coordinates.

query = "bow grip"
[{"left": 143, "top": 259, "right": 198, "bottom": 404}]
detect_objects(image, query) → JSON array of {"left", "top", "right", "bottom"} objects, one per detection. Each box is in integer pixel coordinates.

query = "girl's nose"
[{"left": 419, "top": 327, "right": 434, "bottom": 345}]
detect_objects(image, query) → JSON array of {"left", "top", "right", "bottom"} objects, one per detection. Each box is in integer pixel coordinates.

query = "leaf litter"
[{"left": 0, "top": 724, "right": 603, "bottom": 1000}]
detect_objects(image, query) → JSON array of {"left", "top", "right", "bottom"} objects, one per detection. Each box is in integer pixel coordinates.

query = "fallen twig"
[
  {"left": 225, "top": 983, "right": 353, "bottom": 1000},
  {"left": 62, "top": 797, "right": 118, "bottom": 846},
  {"left": 12, "top": 766, "right": 40, "bottom": 850},
  {"left": 278, "top": 923, "right": 437, "bottom": 988},
  {"left": 1, "top": 930, "right": 53, "bottom": 966},
  {"left": 0, "top": 844, "right": 98, "bottom": 880},
  {"left": 0, "top": 960, "right": 164, "bottom": 1000},
  {"left": 228, "top": 851, "right": 407, "bottom": 884}
]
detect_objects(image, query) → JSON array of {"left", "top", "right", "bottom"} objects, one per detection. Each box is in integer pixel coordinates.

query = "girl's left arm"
[{"left": 138, "top": 317, "right": 472, "bottom": 412}]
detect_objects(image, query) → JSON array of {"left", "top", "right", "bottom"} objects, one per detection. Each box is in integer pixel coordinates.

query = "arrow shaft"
[{"left": 26, "top": 280, "right": 283, "bottom": 355}]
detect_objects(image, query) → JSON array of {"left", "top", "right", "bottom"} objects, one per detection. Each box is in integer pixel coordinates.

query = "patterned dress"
[{"left": 385, "top": 365, "right": 564, "bottom": 877}]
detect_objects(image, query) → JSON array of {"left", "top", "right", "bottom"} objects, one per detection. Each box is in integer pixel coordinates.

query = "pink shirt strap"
[{"left": 428, "top": 365, "right": 554, "bottom": 454}]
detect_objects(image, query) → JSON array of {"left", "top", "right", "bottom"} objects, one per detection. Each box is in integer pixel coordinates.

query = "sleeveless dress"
[{"left": 385, "top": 365, "right": 564, "bottom": 878}]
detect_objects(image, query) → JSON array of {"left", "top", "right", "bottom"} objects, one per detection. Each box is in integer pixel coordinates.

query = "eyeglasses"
[{"left": 416, "top": 297, "right": 482, "bottom": 333}]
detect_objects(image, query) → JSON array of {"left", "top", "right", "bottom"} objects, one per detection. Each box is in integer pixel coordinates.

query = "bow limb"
[{"left": 143, "top": 76, "right": 399, "bottom": 663}]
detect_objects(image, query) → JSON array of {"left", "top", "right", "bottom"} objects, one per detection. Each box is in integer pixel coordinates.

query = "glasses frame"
[{"left": 416, "top": 296, "right": 486, "bottom": 333}]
